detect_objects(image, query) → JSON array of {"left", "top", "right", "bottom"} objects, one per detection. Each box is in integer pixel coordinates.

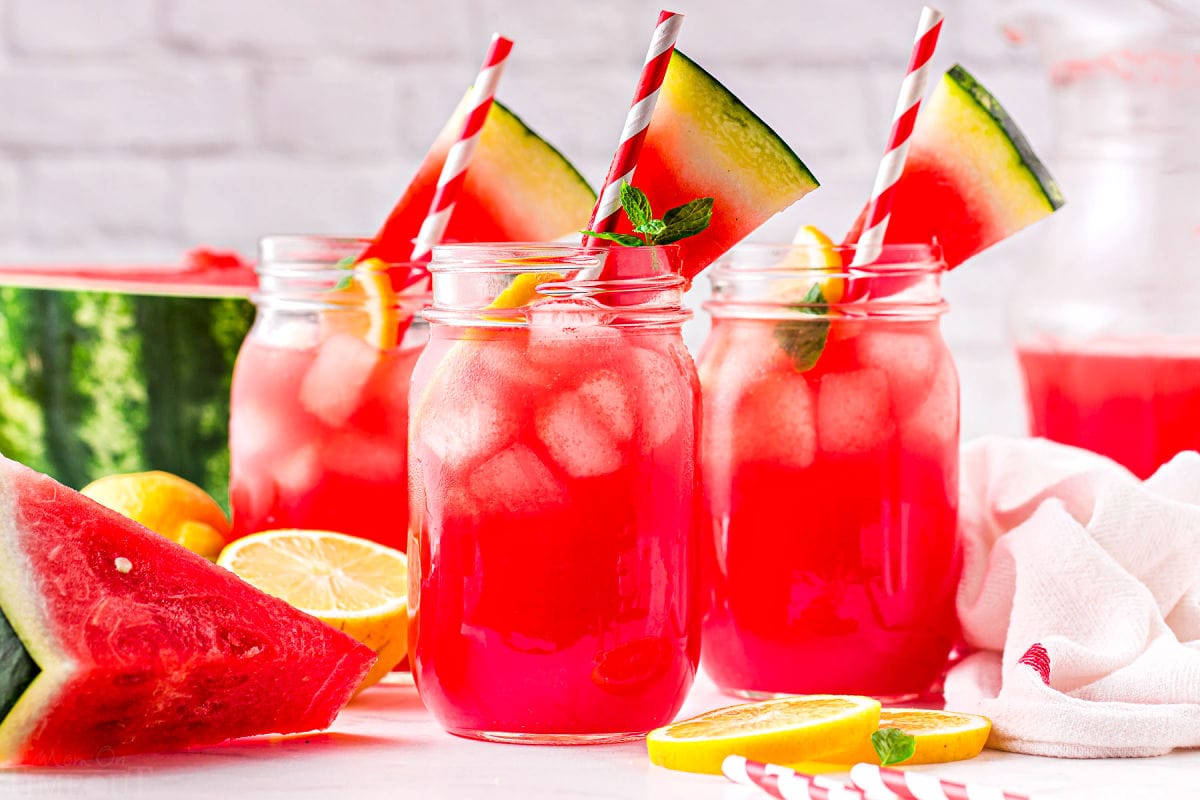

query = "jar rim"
[{"left": 711, "top": 242, "right": 946, "bottom": 277}]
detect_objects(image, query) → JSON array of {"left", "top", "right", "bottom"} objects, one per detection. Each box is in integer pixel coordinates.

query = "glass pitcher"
[{"left": 1004, "top": 0, "right": 1200, "bottom": 477}]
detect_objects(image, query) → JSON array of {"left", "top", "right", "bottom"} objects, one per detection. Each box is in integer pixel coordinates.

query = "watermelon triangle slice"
[
  {"left": 846, "top": 64, "right": 1064, "bottom": 268},
  {"left": 0, "top": 456, "right": 375, "bottom": 766},
  {"left": 359, "top": 98, "right": 597, "bottom": 265},
  {"left": 617, "top": 51, "right": 820, "bottom": 281}
]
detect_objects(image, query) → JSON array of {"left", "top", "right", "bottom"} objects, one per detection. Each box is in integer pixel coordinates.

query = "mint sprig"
[
  {"left": 871, "top": 728, "right": 916, "bottom": 766},
  {"left": 773, "top": 283, "right": 831, "bottom": 372},
  {"left": 333, "top": 254, "right": 357, "bottom": 291},
  {"left": 582, "top": 183, "right": 713, "bottom": 247}
]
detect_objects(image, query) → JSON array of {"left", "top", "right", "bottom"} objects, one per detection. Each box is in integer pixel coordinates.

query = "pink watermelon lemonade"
[
  {"left": 1018, "top": 337, "right": 1200, "bottom": 479},
  {"left": 229, "top": 236, "right": 425, "bottom": 551},
  {"left": 698, "top": 244, "right": 961, "bottom": 699},
  {"left": 408, "top": 245, "right": 699, "bottom": 742}
]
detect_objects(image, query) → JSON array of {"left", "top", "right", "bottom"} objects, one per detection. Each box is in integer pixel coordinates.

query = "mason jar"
[
  {"left": 229, "top": 235, "right": 429, "bottom": 552},
  {"left": 699, "top": 243, "right": 961, "bottom": 700},
  {"left": 408, "top": 244, "right": 699, "bottom": 743}
]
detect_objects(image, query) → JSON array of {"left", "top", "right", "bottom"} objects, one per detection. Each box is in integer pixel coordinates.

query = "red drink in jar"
[
  {"left": 408, "top": 245, "right": 699, "bottom": 742},
  {"left": 699, "top": 244, "right": 961, "bottom": 699},
  {"left": 1018, "top": 337, "right": 1200, "bottom": 479},
  {"left": 229, "top": 236, "right": 426, "bottom": 551}
]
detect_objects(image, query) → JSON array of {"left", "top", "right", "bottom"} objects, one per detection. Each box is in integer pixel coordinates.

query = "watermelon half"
[
  {"left": 359, "top": 98, "right": 597, "bottom": 265},
  {"left": 0, "top": 456, "right": 374, "bottom": 766},
  {"left": 846, "top": 64, "right": 1064, "bottom": 268},
  {"left": 619, "top": 51, "right": 820, "bottom": 281}
]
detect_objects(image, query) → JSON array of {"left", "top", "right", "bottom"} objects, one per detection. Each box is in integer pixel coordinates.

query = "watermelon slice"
[
  {"left": 359, "top": 98, "right": 596, "bottom": 265},
  {"left": 846, "top": 64, "right": 1064, "bottom": 268},
  {"left": 0, "top": 456, "right": 375, "bottom": 766},
  {"left": 619, "top": 51, "right": 820, "bottom": 281}
]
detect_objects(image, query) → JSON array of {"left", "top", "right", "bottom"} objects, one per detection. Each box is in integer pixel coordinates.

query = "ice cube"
[
  {"left": 321, "top": 430, "right": 407, "bottom": 483},
  {"left": 272, "top": 444, "right": 322, "bottom": 499},
  {"left": 817, "top": 368, "right": 896, "bottom": 455},
  {"left": 577, "top": 369, "right": 634, "bottom": 440},
  {"left": 468, "top": 444, "right": 568, "bottom": 517},
  {"left": 526, "top": 300, "right": 623, "bottom": 368},
  {"left": 535, "top": 386, "right": 623, "bottom": 478},
  {"left": 299, "top": 334, "right": 381, "bottom": 428},
  {"left": 734, "top": 373, "right": 817, "bottom": 470},
  {"left": 631, "top": 345, "right": 690, "bottom": 448},
  {"left": 856, "top": 327, "right": 938, "bottom": 417},
  {"left": 900, "top": 357, "right": 959, "bottom": 452},
  {"left": 417, "top": 381, "right": 519, "bottom": 469}
]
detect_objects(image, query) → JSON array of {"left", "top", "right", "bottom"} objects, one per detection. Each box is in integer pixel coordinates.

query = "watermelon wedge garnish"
[
  {"left": 0, "top": 456, "right": 375, "bottom": 766},
  {"left": 846, "top": 64, "right": 1064, "bottom": 268},
  {"left": 359, "top": 98, "right": 597, "bottom": 265},
  {"left": 617, "top": 51, "right": 819, "bottom": 281}
]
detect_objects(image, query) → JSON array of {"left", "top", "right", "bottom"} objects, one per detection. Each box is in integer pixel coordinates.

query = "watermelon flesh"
[
  {"left": 617, "top": 51, "right": 819, "bottom": 281},
  {"left": 0, "top": 456, "right": 375, "bottom": 766},
  {"left": 846, "top": 64, "right": 1064, "bottom": 269},
  {"left": 359, "top": 98, "right": 596, "bottom": 266}
]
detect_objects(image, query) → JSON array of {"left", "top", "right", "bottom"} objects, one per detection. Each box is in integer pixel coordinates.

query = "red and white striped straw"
[
  {"left": 722, "top": 756, "right": 887, "bottom": 800},
  {"left": 583, "top": 10, "right": 684, "bottom": 242},
  {"left": 409, "top": 33, "right": 514, "bottom": 263},
  {"left": 850, "top": 764, "right": 1032, "bottom": 800},
  {"left": 850, "top": 5, "right": 944, "bottom": 267}
]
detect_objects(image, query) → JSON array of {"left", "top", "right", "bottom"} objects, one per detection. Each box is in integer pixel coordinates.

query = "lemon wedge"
[
  {"left": 81, "top": 471, "right": 230, "bottom": 561},
  {"left": 217, "top": 529, "right": 409, "bottom": 693},
  {"left": 647, "top": 695, "right": 881, "bottom": 775},
  {"left": 779, "top": 225, "right": 845, "bottom": 303}
]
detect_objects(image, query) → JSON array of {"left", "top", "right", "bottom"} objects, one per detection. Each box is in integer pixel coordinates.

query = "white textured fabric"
[{"left": 943, "top": 436, "right": 1200, "bottom": 758}]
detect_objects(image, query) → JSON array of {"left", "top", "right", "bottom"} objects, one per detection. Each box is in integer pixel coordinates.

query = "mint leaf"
[
  {"left": 332, "top": 254, "right": 357, "bottom": 290},
  {"left": 620, "top": 183, "right": 654, "bottom": 230},
  {"left": 871, "top": 728, "right": 916, "bottom": 766},
  {"left": 772, "top": 283, "right": 830, "bottom": 372},
  {"left": 635, "top": 218, "right": 667, "bottom": 237},
  {"left": 655, "top": 197, "right": 714, "bottom": 245},
  {"left": 581, "top": 230, "right": 645, "bottom": 247}
]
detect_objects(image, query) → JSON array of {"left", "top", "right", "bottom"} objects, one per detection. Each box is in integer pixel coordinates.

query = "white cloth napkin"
[{"left": 943, "top": 436, "right": 1200, "bottom": 758}]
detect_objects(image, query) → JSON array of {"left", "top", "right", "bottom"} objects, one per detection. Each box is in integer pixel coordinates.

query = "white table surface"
[{"left": 3, "top": 672, "right": 1199, "bottom": 800}]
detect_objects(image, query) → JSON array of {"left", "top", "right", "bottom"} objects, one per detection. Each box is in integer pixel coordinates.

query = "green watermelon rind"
[
  {"left": 0, "top": 479, "right": 72, "bottom": 766},
  {"left": 947, "top": 64, "right": 1065, "bottom": 212},
  {"left": 674, "top": 50, "right": 819, "bottom": 190}
]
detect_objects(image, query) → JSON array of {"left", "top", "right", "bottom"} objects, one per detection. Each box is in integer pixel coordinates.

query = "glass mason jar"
[
  {"left": 1008, "top": 19, "right": 1200, "bottom": 479},
  {"left": 229, "top": 235, "right": 429, "bottom": 551},
  {"left": 698, "top": 243, "right": 961, "bottom": 700},
  {"left": 408, "top": 244, "right": 700, "bottom": 743}
]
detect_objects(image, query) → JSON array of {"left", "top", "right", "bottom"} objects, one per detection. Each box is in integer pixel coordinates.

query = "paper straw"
[
  {"left": 409, "top": 33, "right": 514, "bottom": 263},
  {"left": 850, "top": 764, "right": 1032, "bottom": 800},
  {"left": 850, "top": 5, "right": 944, "bottom": 267},
  {"left": 583, "top": 10, "right": 684, "bottom": 242},
  {"left": 722, "top": 756, "right": 888, "bottom": 800}
]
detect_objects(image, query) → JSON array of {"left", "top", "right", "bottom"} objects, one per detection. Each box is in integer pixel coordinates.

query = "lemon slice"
[
  {"left": 647, "top": 695, "right": 881, "bottom": 775},
  {"left": 778, "top": 224, "right": 845, "bottom": 303},
  {"left": 822, "top": 708, "right": 992, "bottom": 766},
  {"left": 81, "top": 471, "right": 230, "bottom": 561},
  {"left": 488, "top": 271, "right": 563, "bottom": 312},
  {"left": 217, "top": 529, "right": 409, "bottom": 693}
]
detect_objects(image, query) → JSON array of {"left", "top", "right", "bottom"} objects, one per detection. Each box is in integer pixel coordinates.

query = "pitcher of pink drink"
[{"left": 1002, "top": 1, "right": 1200, "bottom": 477}]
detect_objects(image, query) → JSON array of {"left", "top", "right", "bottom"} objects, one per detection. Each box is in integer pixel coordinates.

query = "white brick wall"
[{"left": 0, "top": 0, "right": 1059, "bottom": 438}]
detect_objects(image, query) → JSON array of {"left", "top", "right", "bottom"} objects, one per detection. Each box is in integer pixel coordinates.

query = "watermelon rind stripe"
[
  {"left": 493, "top": 99, "right": 596, "bottom": 203},
  {"left": 674, "top": 50, "right": 819, "bottom": 190},
  {"left": 947, "top": 64, "right": 1065, "bottom": 211},
  {"left": 0, "top": 472, "right": 75, "bottom": 765}
]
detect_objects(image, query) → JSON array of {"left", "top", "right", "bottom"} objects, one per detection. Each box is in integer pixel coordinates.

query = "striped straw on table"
[
  {"left": 850, "top": 763, "right": 1032, "bottom": 800},
  {"left": 723, "top": 756, "right": 887, "bottom": 800},
  {"left": 408, "top": 33, "right": 514, "bottom": 264},
  {"left": 582, "top": 9, "right": 684, "bottom": 242},
  {"left": 849, "top": 5, "right": 944, "bottom": 267}
]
